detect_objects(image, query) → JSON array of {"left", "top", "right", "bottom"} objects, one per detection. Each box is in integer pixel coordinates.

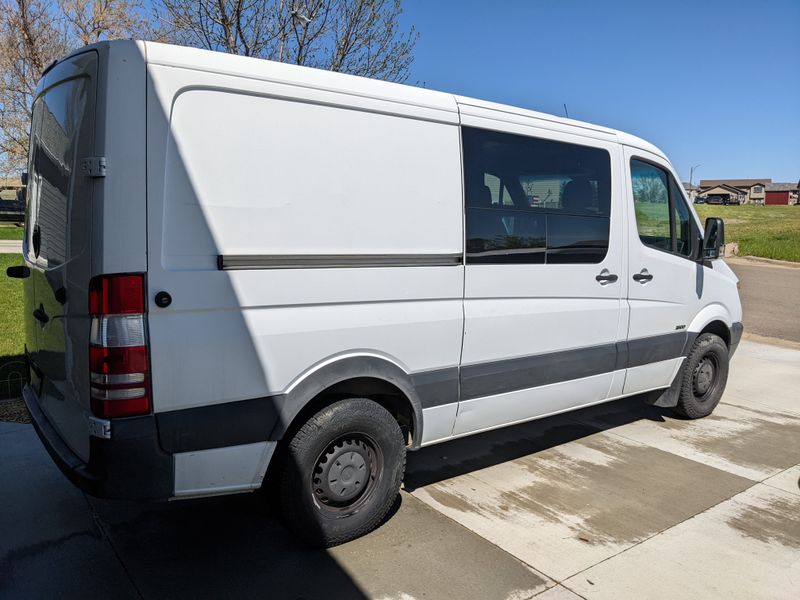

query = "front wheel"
[
  {"left": 278, "top": 398, "right": 406, "bottom": 547},
  {"left": 673, "top": 333, "right": 729, "bottom": 419}
]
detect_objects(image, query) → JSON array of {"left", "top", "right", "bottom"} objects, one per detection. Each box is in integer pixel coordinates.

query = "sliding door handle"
[
  {"left": 595, "top": 269, "right": 618, "bottom": 285},
  {"left": 633, "top": 269, "right": 653, "bottom": 283}
]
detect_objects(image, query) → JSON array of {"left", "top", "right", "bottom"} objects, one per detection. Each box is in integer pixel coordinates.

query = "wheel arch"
[
  {"left": 699, "top": 319, "right": 731, "bottom": 347},
  {"left": 269, "top": 355, "right": 426, "bottom": 449},
  {"left": 689, "top": 304, "right": 733, "bottom": 346}
]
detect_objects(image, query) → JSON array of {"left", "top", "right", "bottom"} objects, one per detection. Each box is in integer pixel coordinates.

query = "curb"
[{"left": 726, "top": 255, "right": 800, "bottom": 269}]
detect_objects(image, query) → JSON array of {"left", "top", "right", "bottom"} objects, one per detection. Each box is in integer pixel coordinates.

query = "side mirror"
[
  {"left": 21, "top": 171, "right": 28, "bottom": 186},
  {"left": 702, "top": 217, "right": 725, "bottom": 260}
]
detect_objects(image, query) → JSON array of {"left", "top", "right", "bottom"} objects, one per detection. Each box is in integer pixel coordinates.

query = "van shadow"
[
  {"left": 405, "top": 393, "right": 672, "bottom": 491},
  {"left": 88, "top": 490, "right": 373, "bottom": 600}
]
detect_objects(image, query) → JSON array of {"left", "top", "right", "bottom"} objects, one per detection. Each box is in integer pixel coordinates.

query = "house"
[
  {"left": 697, "top": 179, "right": 771, "bottom": 204},
  {"left": 765, "top": 182, "right": 800, "bottom": 205}
]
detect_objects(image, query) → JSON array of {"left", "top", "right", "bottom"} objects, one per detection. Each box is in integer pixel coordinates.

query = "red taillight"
[
  {"left": 88, "top": 273, "right": 151, "bottom": 418},
  {"left": 89, "top": 274, "right": 145, "bottom": 315}
]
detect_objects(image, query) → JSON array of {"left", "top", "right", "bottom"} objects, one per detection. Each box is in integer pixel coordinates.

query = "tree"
[
  {"left": 157, "top": 0, "right": 418, "bottom": 83},
  {"left": 0, "top": 0, "right": 150, "bottom": 175},
  {"left": 0, "top": 1, "right": 67, "bottom": 175},
  {"left": 60, "top": 0, "right": 152, "bottom": 46}
]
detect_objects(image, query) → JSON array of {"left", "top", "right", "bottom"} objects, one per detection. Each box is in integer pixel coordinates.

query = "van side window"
[
  {"left": 671, "top": 179, "right": 693, "bottom": 257},
  {"left": 463, "top": 127, "right": 611, "bottom": 264},
  {"left": 631, "top": 159, "right": 696, "bottom": 258},
  {"left": 631, "top": 160, "right": 671, "bottom": 252}
]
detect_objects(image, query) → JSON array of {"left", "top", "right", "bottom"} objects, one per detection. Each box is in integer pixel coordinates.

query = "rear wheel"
[
  {"left": 673, "top": 333, "right": 729, "bottom": 419},
  {"left": 278, "top": 398, "right": 406, "bottom": 547}
]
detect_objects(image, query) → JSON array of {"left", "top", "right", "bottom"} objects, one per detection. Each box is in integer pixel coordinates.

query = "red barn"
[{"left": 765, "top": 183, "right": 799, "bottom": 205}]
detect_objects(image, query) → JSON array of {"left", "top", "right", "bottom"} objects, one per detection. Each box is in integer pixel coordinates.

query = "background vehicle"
[{"left": 8, "top": 41, "right": 743, "bottom": 546}]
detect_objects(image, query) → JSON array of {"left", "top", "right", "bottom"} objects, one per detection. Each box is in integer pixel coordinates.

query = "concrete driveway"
[{"left": 1, "top": 338, "right": 798, "bottom": 599}]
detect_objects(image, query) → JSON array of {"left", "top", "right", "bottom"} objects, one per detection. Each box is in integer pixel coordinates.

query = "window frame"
[{"left": 630, "top": 157, "right": 699, "bottom": 261}]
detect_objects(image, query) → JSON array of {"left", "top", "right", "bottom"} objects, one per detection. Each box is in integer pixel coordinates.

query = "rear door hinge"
[{"left": 81, "top": 156, "right": 107, "bottom": 178}]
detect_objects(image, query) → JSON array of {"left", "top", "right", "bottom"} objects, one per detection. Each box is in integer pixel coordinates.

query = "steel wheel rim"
[
  {"left": 311, "top": 433, "right": 383, "bottom": 517},
  {"left": 693, "top": 353, "right": 719, "bottom": 401}
]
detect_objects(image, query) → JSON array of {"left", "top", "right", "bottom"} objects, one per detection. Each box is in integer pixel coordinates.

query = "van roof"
[{"left": 53, "top": 40, "right": 670, "bottom": 162}]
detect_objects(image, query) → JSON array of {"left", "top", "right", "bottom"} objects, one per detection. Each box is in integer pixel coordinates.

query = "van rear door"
[{"left": 24, "top": 51, "right": 97, "bottom": 461}]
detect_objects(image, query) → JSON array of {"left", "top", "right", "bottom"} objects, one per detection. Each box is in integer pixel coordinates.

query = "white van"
[{"left": 10, "top": 41, "right": 742, "bottom": 546}]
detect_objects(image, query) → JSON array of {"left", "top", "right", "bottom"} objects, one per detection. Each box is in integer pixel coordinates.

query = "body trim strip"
[
  {"left": 461, "top": 343, "right": 618, "bottom": 401},
  {"left": 218, "top": 253, "right": 464, "bottom": 270}
]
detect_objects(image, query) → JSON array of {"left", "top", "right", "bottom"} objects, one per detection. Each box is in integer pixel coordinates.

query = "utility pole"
[{"left": 689, "top": 164, "right": 701, "bottom": 187}]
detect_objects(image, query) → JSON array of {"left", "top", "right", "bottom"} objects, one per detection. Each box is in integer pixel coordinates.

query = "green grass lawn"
[
  {"left": 0, "top": 224, "right": 24, "bottom": 240},
  {"left": 694, "top": 204, "right": 800, "bottom": 262},
  {"left": 0, "top": 254, "right": 26, "bottom": 398}
]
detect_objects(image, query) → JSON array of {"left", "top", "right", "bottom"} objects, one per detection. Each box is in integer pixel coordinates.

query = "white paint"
[
  {"left": 622, "top": 357, "right": 683, "bottom": 395},
  {"left": 162, "top": 88, "right": 462, "bottom": 263},
  {"left": 420, "top": 403, "right": 459, "bottom": 445},
  {"left": 173, "top": 441, "right": 276, "bottom": 497}
]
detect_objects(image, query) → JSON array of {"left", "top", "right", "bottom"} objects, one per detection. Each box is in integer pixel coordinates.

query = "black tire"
[
  {"left": 673, "top": 333, "right": 729, "bottom": 419},
  {"left": 278, "top": 398, "right": 406, "bottom": 547}
]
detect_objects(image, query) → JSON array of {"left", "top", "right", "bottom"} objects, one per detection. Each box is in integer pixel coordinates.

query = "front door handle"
[
  {"left": 595, "top": 269, "right": 618, "bottom": 285},
  {"left": 633, "top": 269, "right": 653, "bottom": 283}
]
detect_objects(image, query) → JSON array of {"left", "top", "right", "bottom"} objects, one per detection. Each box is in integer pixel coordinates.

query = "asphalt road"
[{"left": 728, "top": 258, "right": 800, "bottom": 343}]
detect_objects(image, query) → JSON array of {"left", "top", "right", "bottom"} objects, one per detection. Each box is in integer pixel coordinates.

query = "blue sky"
[{"left": 400, "top": 0, "right": 800, "bottom": 184}]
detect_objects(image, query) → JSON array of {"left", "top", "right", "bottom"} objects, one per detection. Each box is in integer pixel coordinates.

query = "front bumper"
[{"left": 23, "top": 384, "right": 174, "bottom": 500}]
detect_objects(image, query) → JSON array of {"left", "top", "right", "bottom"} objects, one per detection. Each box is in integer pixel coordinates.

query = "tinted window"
[
  {"left": 25, "top": 78, "right": 88, "bottom": 267},
  {"left": 463, "top": 127, "right": 611, "bottom": 264},
  {"left": 466, "top": 208, "right": 545, "bottom": 264},
  {"left": 631, "top": 160, "right": 671, "bottom": 252},
  {"left": 547, "top": 214, "right": 611, "bottom": 264}
]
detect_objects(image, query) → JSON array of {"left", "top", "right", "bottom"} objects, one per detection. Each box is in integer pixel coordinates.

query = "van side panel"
[{"left": 145, "top": 65, "right": 464, "bottom": 490}]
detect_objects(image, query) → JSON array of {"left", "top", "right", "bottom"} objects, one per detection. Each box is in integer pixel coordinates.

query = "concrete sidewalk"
[
  {"left": 0, "top": 240, "right": 22, "bottom": 254},
  {"left": 1, "top": 339, "right": 798, "bottom": 599}
]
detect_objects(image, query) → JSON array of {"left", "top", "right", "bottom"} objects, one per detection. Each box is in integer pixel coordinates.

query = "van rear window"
[
  {"left": 25, "top": 78, "right": 89, "bottom": 267},
  {"left": 462, "top": 127, "right": 611, "bottom": 264}
]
